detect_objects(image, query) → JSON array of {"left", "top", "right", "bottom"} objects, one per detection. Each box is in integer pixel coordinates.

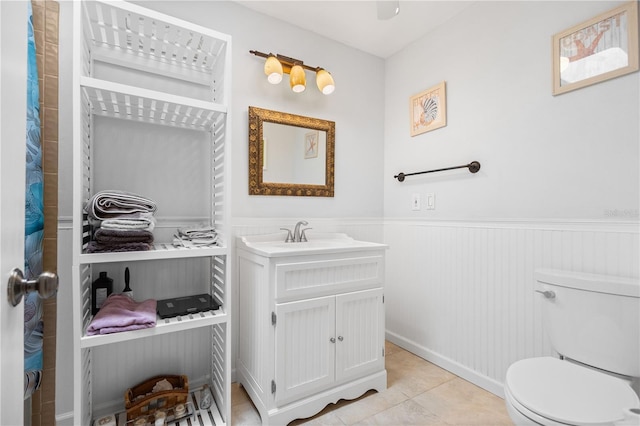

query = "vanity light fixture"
[
  {"left": 316, "top": 69, "right": 335, "bottom": 95},
  {"left": 250, "top": 50, "right": 335, "bottom": 95},
  {"left": 289, "top": 64, "right": 306, "bottom": 93},
  {"left": 264, "top": 54, "right": 283, "bottom": 84}
]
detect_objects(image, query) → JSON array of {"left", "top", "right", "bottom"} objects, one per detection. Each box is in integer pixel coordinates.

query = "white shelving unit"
[{"left": 71, "top": 1, "right": 232, "bottom": 424}]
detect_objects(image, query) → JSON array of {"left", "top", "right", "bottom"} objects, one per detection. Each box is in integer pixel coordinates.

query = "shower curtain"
[{"left": 24, "top": 0, "right": 44, "bottom": 400}]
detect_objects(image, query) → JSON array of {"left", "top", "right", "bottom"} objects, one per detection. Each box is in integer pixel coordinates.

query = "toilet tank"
[{"left": 536, "top": 269, "right": 640, "bottom": 377}]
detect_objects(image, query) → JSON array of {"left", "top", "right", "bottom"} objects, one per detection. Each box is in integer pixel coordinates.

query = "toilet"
[{"left": 505, "top": 269, "right": 640, "bottom": 425}]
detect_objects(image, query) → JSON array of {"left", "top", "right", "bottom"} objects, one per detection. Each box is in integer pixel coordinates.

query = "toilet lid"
[{"left": 506, "top": 357, "right": 640, "bottom": 425}]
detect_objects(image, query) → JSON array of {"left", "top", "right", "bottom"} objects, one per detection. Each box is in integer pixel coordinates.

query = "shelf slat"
[
  {"left": 85, "top": 0, "right": 231, "bottom": 71},
  {"left": 80, "top": 309, "right": 227, "bottom": 348},
  {"left": 80, "top": 76, "right": 226, "bottom": 130},
  {"left": 78, "top": 243, "right": 227, "bottom": 264}
]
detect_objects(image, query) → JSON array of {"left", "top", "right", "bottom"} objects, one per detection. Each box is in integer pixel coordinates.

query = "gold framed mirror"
[{"left": 248, "top": 106, "right": 335, "bottom": 196}]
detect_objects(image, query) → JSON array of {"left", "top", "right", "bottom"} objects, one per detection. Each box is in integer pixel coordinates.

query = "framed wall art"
[
  {"left": 552, "top": 1, "right": 639, "bottom": 95},
  {"left": 410, "top": 81, "right": 447, "bottom": 137},
  {"left": 304, "top": 130, "right": 319, "bottom": 159}
]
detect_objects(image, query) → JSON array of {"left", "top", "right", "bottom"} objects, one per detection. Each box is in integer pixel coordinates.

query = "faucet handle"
[
  {"left": 300, "top": 228, "right": 312, "bottom": 242},
  {"left": 280, "top": 228, "right": 294, "bottom": 243}
]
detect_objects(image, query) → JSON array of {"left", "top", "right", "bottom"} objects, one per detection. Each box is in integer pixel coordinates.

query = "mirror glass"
[{"left": 249, "top": 106, "right": 335, "bottom": 197}]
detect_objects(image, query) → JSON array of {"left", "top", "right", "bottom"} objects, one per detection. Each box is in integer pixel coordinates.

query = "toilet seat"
[
  {"left": 505, "top": 384, "right": 566, "bottom": 426},
  {"left": 506, "top": 357, "right": 640, "bottom": 425}
]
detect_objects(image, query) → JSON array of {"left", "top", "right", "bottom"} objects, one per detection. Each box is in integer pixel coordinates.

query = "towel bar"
[{"left": 394, "top": 161, "right": 481, "bottom": 182}]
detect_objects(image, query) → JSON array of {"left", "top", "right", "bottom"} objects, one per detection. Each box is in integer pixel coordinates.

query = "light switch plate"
[{"left": 426, "top": 193, "right": 435, "bottom": 210}]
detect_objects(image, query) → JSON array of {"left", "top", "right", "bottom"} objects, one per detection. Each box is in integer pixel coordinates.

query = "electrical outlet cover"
[{"left": 412, "top": 193, "right": 421, "bottom": 211}]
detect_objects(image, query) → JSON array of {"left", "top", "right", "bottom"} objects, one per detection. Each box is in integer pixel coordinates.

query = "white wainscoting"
[
  {"left": 58, "top": 217, "right": 638, "bottom": 421},
  {"left": 383, "top": 219, "right": 639, "bottom": 397}
]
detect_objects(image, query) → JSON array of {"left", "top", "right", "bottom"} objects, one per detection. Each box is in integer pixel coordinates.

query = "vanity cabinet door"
[
  {"left": 275, "top": 295, "right": 336, "bottom": 406},
  {"left": 335, "top": 288, "right": 385, "bottom": 383}
]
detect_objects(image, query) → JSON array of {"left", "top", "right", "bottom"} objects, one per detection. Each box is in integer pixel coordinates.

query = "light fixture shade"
[
  {"left": 289, "top": 64, "right": 306, "bottom": 93},
  {"left": 264, "top": 55, "right": 283, "bottom": 84},
  {"left": 316, "top": 69, "right": 335, "bottom": 95}
]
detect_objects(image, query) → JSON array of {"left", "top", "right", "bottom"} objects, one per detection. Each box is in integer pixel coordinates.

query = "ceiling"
[{"left": 235, "top": 1, "right": 474, "bottom": 59}]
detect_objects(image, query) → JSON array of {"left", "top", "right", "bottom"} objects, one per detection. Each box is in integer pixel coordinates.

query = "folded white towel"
[
  {"left": 177, "top": 225, "right": 216, "bottom": 238},
  {"left": 173, "top": 224, "right": 218, "bottom": 248},
  {"left": 172, "top": 235, "right": 218, "bottom": 248},
  {"left": 85, "top": 190, "right": 157, "bottom": 220},
  {"left": 100, "top": 213, "right": 156, "bottom": 231}
]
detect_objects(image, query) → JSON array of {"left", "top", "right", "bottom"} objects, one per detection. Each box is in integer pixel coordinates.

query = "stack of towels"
[
  {"left": 173, "top": 225, "right": 218, "bottom": 248},
  {"left": 85, "top": 190, "right": 157, "bottom": 253}
]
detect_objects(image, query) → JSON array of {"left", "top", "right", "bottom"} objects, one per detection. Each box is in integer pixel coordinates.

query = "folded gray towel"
[
  {"left": 85, "top": 190, "right": 157, "bottom": 220},
  {"left": 86, "top": 241, "right": 153, "bottom": 253},
  {"left": 94, "top": 228, "right": 154, "bottom": 244}
]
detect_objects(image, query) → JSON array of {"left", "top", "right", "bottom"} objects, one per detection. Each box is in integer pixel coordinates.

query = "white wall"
[
  {"left": 132, "top": 1, "right": 386, "bottom": 220},
  {"left": 58, "top": 1, "right": 386, "bottom": 221},
  {"left": 382, "top": 0, "right": 639, "bottom": 397},
  {"left": 384, "top": 1, "right": 638, "bottom": 220}
]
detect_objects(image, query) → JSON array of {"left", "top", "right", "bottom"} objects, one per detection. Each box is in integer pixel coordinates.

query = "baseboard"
[
  {"left": 55, "top": 411, "right": 74, "bottom": 426},
  {"left": 385, "top": 330, "right": 506, "bottom": 398}
]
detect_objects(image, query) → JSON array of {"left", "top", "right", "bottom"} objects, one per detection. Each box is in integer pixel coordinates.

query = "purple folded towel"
[{"left": 86, "top": 294, "right": 157, "bottom": 335}]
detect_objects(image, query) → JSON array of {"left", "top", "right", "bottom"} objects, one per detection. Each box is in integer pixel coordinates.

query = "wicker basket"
[{"left": 124, "top": 375, "right": 189, "bottom": 421}]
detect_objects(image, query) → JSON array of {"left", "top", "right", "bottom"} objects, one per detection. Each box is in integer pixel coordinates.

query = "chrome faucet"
[
  {"left": 280, "top": 220, "right": 311, "bottom": 243},
  {"left": 280, "top": 228, "right": 294, "bottom": 242},
  {"left": 293, "top": 220, "right": 309, "bottom": 242}
]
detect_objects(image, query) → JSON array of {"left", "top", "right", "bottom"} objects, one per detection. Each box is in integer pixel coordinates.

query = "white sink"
[{"left": 237, "top": 232, "right": 387, "bottom": 257}]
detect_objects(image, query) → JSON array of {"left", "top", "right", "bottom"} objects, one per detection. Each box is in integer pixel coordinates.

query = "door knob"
[{"left": 7, "top": 268, "right": 58, "bottom": 306}]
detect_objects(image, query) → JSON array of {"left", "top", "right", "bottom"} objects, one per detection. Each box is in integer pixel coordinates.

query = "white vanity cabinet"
[
  {"left": 71, "top": 1, "right": 231, "bottom": 424},
  {"left": 237, "top": 234, "right": 388, "bottom": 425},
  {"left": 275, "top": 288, "right": 385, "bottom": 406}
]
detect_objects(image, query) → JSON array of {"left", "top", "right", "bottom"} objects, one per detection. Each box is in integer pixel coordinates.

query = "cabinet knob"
[
  {"left": 337, "top": 336, "right": 344, "bottom": 341},
  {"left": 330, "top": 337, "right": 336, "bottom": 343},
  {"left": 534, "top": 289, "right": 556, "bottom": 299}
]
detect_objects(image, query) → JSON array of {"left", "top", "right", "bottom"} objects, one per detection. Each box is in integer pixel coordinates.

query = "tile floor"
[{"left": 232, "top": 341, "right": 514, "bottom": 425}]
